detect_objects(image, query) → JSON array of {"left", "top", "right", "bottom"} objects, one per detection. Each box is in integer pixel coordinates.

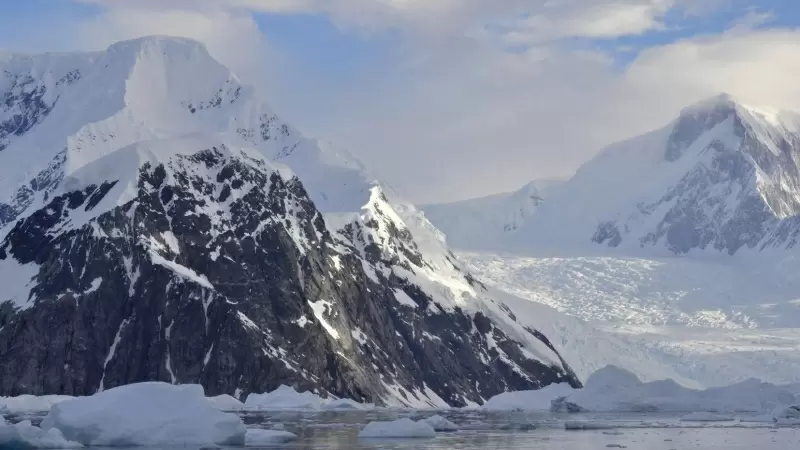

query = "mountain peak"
[
  {"left": 105, "top": 35, "right": 211, "bottom": 56},
  {"left": 681, "top": 93, "right": 738, "bottom": 114}
]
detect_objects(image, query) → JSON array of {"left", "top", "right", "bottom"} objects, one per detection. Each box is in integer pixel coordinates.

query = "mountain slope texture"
[{"left": 0, "top": 37, "right": 579, "bottom": 405}]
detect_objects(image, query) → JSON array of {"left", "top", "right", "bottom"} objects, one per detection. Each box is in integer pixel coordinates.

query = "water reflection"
[{"left": 6, "top": 410, "right": 800, "bottom": 449}]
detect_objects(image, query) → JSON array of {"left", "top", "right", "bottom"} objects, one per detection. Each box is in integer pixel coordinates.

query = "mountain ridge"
[{"left": 0, "top": 36, "right": 580, "bottom": 405}]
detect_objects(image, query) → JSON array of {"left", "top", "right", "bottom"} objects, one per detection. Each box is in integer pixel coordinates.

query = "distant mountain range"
[{"left": 425, "top": 93, "right": 800, "bottom": 257}]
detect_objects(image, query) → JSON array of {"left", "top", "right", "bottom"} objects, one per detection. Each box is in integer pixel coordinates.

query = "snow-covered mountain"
[
  {"left": 427, "top": 94, "right": 800, "bottom": 257},
  {"left": 0, "top": 37, "right": 580, "bottom": 405},
  {"left": 422, "top": 180, "right": 562, "bottom": 250}
]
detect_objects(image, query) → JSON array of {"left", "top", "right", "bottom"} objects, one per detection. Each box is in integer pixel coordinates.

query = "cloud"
[
  {"left": 40, "top": 1, "right": 800, "bottom": 202},
  {"left": 74, "top": 7, "right": 279, "bottom": 86},
  {"left": 79, "top": 0, "right": 689, "bottom": 41},
  {"left": 315, "top": 26, "right": 800, "bottom": 202}
]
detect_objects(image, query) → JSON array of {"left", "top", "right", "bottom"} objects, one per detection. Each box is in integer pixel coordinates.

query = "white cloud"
[
  {"left": 80, "top": 0, "right": 687, "bottom": 41},
  {"left": 32, "top": 1, "right": 800, "bottom": 202},
  {"left": 315, "top": 26, "right": 800, "bottom": 202},
  {"left": 75, "top": 7, "right": 279, "bottom": 86},
  {"left": 500, "top": 0, "right": 675, "bottom": 45}
]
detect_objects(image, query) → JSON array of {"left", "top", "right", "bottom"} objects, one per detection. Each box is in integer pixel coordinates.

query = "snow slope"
[
  {"left": 0, "top": 36, "right": 374, "bottom": 234},
  {"left": 421, "top": 180, "right": 562, "bottom": 250}
]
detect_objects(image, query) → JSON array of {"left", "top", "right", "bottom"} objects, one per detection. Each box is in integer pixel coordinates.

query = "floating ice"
[
  {"left": 244, "top": 385, "right": 325, "bottom": 410},
  {"left": 208, "top": 394, "right": 245, "bottom": 411},
  {"left": 358, "top": 418, "right": 436, "bottom": 439},
  {"left": 482, "top": 382, "right": 575, "bottom": 411},
  {"left": 681, "top": 412, "right": 735, "bottom": 422},
  {"left": 244, "top": 385, "right": 373, "bottom": 410},
  {"left": 40, "top": 382, "right": 245, "bottom": 447},
  {"left": 564, "top": 421, "right": 617, "bottom": 431},
  {"left": 245, "top": 428, "right": 298, "bottom": 445},
  {"left": 419, "top": 415, "right": 459, "bottom": 431}
]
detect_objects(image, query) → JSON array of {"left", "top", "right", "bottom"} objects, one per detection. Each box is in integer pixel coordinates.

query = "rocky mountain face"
[
  {"left": 0, "top": 37, "right": 579, "bottom": 405},
  {"left": 425, "top": 94, "right": 800, "bottom": 257},
  {"left": 587, "top": 94, "right": 800, "bottom": 255}
]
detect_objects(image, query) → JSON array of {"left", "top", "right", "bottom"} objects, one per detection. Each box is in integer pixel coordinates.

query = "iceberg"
[
  {"left": 554, "top": 366, "right": 797, "bottom": 413},
  {"left": 40, "top": 382, "right": 245, "bottom": 447},
  {"left": 244, "top": 385, "right": 373, "bottom": 410},
  {"left": 358, "top": 418, "right": 436, "bottom": 439},
  {"left": 482, "top": 382, "right": 575, "bottom": 411},
  {"left": 419, "top": 415, "right": 458, "bottom": 431}
]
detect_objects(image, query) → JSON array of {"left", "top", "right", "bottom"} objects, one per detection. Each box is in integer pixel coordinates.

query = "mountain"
[
  {"left": 422, "top": 180, "right": 562, "bottom": 250},
  {"left": 427, "top": 94, "right": 800, "bottom": 257},
  {"left": 0, "top": 36, "right": 579, "bottom": 405}
]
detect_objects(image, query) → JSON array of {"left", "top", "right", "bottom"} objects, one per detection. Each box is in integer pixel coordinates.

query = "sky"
[{"left": 1, "top": 0, "right": 799, "bottom": 203}]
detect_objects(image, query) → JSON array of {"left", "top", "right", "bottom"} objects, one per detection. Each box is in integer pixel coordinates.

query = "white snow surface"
[
  {"left": 422, "top": 179, "right": 563, "bottom": 251},
  {"left": 39, "top": 382, "right": 246, "bottom": 447},
  {"left": 358, "top": 418, "right": 436, "bottom": 439},
  {"left": 0, "top": 420, "right": 82, "bottom": 449},
  {"left": 0, "top": 395, "right": 74, "bottom": 414}
]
